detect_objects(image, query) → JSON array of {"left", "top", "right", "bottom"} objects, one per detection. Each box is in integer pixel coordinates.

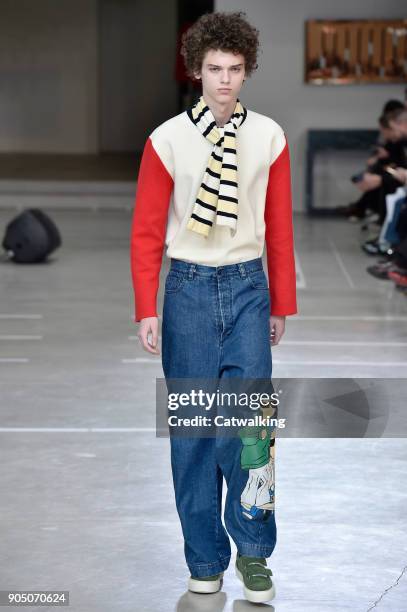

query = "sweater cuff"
[
  {"left": 270, "top": 301, "right": 298, "bottom": 317},
  {"left": 134, "top": 289, "right": 159, "bottom": 322}
]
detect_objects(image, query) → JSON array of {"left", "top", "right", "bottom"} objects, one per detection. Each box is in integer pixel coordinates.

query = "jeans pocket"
[
  {"left": 164, "top": 270, "right": 187, "bottom": 294},
  {"left": 247, "top": 269, "right": 269, "bottom": 290}
]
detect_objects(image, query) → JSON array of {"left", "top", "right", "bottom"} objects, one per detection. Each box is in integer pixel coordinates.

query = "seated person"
[{"left": 336, "top": 100, "right": 406, "bottom": 221}]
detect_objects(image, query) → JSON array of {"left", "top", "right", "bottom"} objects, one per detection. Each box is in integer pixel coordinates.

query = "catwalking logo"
[{"left": 157, "top": 377, "right": 398, "bottom": 439}]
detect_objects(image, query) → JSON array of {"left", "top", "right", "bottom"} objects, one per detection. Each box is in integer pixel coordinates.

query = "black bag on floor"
[{"left": 2, "top": 208, "right": 62, "bottom": 263}]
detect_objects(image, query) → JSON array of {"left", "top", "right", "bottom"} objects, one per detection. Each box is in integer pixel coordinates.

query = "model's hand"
[
  {"left": 270, "top": 316, "right": 286, "bottom": 346},
  {"left": 366, "top": 155, "right": 379, "bottom": 167},
  {"left": 138, "top": 316, "right": 160, "bottom": 355},
  {"left": 356, "top": 173, "right": 382, "bottom": 192},
  {"left": 387, "top": 167, "right": 407, "bottom": 184}
]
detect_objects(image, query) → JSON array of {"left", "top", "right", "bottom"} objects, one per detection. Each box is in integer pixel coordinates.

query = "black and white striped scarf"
[{"left": 186, "top": 95, "right": 247, "bottom": 238}]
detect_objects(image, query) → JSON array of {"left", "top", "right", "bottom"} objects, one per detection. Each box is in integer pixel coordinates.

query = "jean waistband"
[{"left": 169, "top": 257, "right": 264, "bottom": 277}]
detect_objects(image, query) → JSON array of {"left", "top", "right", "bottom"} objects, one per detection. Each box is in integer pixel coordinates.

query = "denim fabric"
[
  {"left": 161, "top": 256, "right": 276, "bottom": 577},
  {"left": 381, "top": 188, "right": 406, "bottom": 245}
]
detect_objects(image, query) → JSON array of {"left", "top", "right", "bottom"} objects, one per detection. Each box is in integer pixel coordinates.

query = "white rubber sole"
[
  {"left": 235, "top": 565, "right": 276, "bottom": 603},
  {"left": 188, "top": 572, "right": 224, "bottom": 594}
]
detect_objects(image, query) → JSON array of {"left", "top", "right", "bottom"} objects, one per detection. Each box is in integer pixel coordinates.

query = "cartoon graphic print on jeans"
[
  {"left": 238, "top": 423, "right": 276, "bottom": 522},
  {"left": 238, "top": 396, "right": 277, "bottom": 521}
]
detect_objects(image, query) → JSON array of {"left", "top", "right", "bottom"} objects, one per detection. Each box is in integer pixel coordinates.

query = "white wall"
[
  {"left": 0, "top": 0, "right": 178, "bottom": 155},
  {"left": 99, "top": 0, "right": 178, "bottom": 152},
  {"left": 216, "top": 0, "right": 406, "bottom": 210},
  {"left": 0, "top": 0, "right": 98, "bottom": 154}
]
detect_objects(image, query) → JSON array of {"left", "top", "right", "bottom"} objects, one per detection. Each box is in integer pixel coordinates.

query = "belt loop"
[
  {"left": 188, "top": 263, "right": 195, "bottom": 279},
  {"left": 238, "top": 262, "right": 246, "bottom": 278}
]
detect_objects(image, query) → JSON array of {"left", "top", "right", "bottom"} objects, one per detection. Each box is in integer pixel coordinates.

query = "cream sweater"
[{"left": 130, "top": 107, "right": 297, "bottom": 321}]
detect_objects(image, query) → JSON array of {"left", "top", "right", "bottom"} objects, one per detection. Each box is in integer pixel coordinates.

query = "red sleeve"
[
  {"left": 130, "top": 137, "right": 174, "bottom": 322},
  {"left": 264, "top": 134, "right": 298, "bottom": 316}
]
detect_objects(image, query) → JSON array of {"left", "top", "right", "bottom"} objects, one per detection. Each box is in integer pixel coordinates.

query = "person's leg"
[
  {"left": 212, "top": 259, "right": 276, "bottom": 558},
  {"left": 335, "top": 188, "right": 381, "bottom": 218},
  {"left": 378, "top": 187, "right": 406, "bottom": 248},
  {"left": 212, "top": 258, "right": 276, "bottom": 602},
  {"left": 357, "top": 188, "right": 381, "bottom": 215},
  {"left": 161, "top": 259, "right": 231, "bottom": 578}
]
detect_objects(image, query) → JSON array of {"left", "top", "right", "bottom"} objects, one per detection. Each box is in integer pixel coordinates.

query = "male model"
[{"left": 130, "top": 11, "right": 297, "bottom": 604}]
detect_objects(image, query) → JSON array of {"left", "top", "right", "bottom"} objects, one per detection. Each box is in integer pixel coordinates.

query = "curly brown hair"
[{"left": 180, "top": 11, "right": 260, "bottom": 80}]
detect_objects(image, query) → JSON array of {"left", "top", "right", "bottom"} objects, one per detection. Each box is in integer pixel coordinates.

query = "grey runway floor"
[{"left": 0, "top": 209, "right": 406, "bottom": 611}]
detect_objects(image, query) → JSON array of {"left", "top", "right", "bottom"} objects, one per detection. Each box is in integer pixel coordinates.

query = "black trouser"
[
  {"left": 353, "top": 188, "right": 381, "bottom": 215},
  {"left": 395, "top": 237, "right": 407, "bottom": 270}
]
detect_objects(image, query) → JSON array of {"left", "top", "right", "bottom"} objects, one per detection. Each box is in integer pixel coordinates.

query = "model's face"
[
  {"left": 388, "top": 119, "right": 407, "bottom": 139},
  {"left": 195, "top": 48, "right": 246, "bottom": 105},
  {"left": 381, "top": 126, "right": 398, "bottom": 142}
]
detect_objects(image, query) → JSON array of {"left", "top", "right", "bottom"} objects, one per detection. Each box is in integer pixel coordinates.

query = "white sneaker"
[{"left": 188, "top": 572, "right": 224, "bottom": 593}]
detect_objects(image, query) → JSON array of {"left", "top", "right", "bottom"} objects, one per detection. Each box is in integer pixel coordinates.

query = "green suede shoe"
[
  {"left": 235, "top": 553, "right": 275, "bottom": 602},
  {"left": 188, "top": 571, "right": 224, "bottom": 594}
]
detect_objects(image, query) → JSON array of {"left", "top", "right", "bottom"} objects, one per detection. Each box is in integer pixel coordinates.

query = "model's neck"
[{"left": 202, "top": 92, "right": 237, "bottom": 127}]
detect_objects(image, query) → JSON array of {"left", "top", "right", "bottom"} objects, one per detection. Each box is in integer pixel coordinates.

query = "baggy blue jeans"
[{"left": 161, "top": 256, "right": 276, "bottom": 578}]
